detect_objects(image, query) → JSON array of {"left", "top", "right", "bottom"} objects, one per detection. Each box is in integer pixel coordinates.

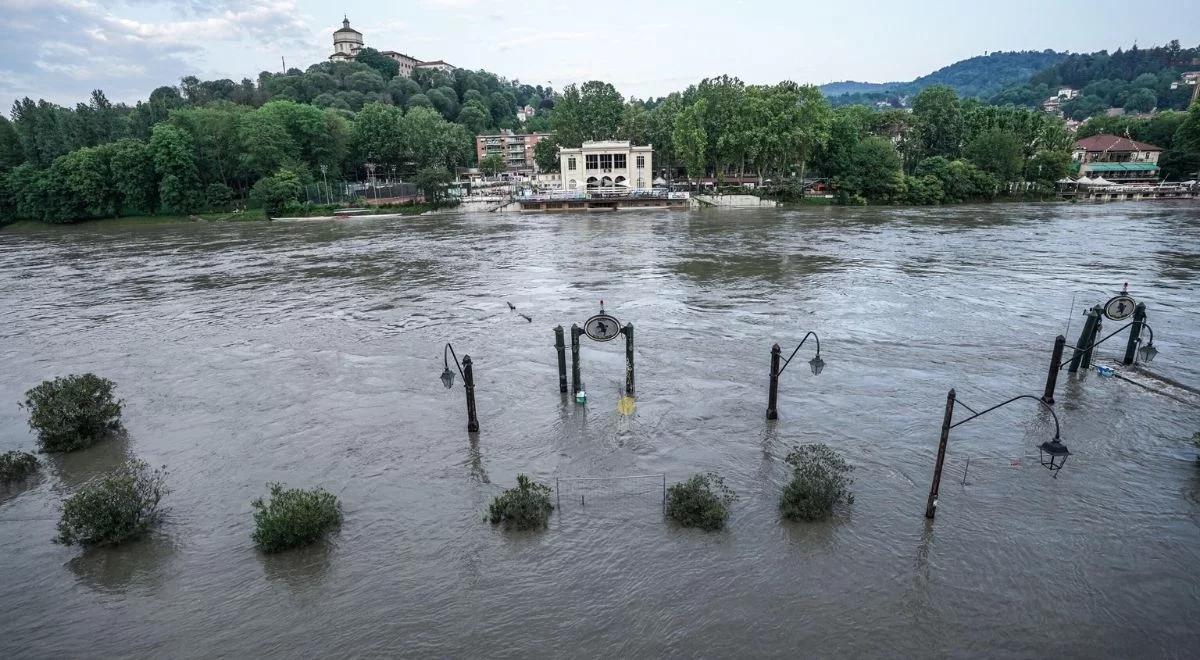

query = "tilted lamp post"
[
  {"left": 766, "top": 331, "right": 823, "bottom": 420},
  {"left": 926, "top": 390, "right": 1069, "bottom": 520},
  {"left": 441, "top": 343, "right": 479, "bottom": 432}
]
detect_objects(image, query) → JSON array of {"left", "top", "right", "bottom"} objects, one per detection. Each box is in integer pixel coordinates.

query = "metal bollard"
[
  {"left": 1041, "top": 334, "right": 1066, "bottom": 404},
  {"left": 766, "top": 343, "right": 781, "bottom": 420},
  {"left": 570, "top": 324, "right": 583, "bottom": 394},
  {"left": 463, "top": 355, "right": 479, "bottom": 433},
  {"left": 554, "top": 325, "right": 567, "bottom": 393},
  {"left": 621, "top": 322, "right": 635, "bottom": 396},
  {"left": 1122, "top": 303, "right": 1146, "bottom": 366}
]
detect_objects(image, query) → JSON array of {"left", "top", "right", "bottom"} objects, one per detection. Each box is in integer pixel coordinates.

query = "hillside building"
[
  {"left": 328, "top": 17, "right": 456, "bottom": 76},
  {"left": 381, "top": 51, "right": 421, "bottom": 77},
  {"left": 329, "top": 17, "right": 363, "bottom": 62}
]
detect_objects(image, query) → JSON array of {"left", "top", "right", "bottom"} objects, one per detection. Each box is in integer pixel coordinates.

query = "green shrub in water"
[
  {"left": 56, "top": 460, "right": 169, "bottom": 546},
  {"left": 488, "top": 474, "right": 554, "bottom": 530},
  {"left": 666, "top": 472, "right": 736, "bottom": 531},
  {"left": 251, "top": 483, "right": 342, "bottom": 553},
  {"left": 22, "top": 374, "right": 122, "bottom": 452},
  {"left": 780, "top": 443, "right": 854, "bottom": 521},
  {"left": 0, "top": 450, "right": 40, "bottom": 483}
]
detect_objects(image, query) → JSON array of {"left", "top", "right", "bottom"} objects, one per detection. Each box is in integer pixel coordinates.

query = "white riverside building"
[{"left": 559, "top": 141, "right": 653, "bottom": 192}]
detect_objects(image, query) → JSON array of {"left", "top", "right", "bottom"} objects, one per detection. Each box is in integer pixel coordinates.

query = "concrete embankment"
[{"left": 692, "top": 194, "right": 777, "bottom": 208}]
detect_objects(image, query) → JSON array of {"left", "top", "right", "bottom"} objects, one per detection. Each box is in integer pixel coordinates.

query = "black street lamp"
[
  {"left": 1037, "top": 438, "right": 1071, "bottom": 473},
  {"left": 1136, "top": 323, "right": 1158, "bottom": 364},
  {"left": 766, "top": 331, "right": 823, "bottom": 420},
  {"left": 926, "top": 389, "right": 1069, "bottom": 520},
  {"left": 440, "top": 343, "right": 479, "bottom": 432}
]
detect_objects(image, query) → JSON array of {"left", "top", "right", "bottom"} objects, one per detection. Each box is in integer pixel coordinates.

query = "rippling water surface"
[{"left": 2, "top": 203, "right": 1200, "bottom": 657}]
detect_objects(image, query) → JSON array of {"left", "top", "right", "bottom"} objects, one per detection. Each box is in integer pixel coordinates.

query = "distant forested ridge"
[{"left": 822, "top": 51, "right": 1068, "bottom": 107}]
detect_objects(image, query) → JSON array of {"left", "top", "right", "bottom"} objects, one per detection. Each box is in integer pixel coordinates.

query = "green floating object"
[{"left": 575, "top": 390, "right": 587, "bottom": 404}]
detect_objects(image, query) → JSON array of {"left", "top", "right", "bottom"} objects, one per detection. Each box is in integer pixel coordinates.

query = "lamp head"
[
  {"left": 440, "top": 367, "right": 455, "bottom": 389},
  {"left": 1138, "top": 342, "right": 1158, "bottom": 364},
  {"left": 1038, "top": 438, "right": 1070, "bottom": 473},
  {"left": 809, "top": 354, "right": 825, "bottom": 376}
]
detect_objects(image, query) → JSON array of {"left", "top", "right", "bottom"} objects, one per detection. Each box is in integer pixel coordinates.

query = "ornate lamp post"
[
  {"left": 925, "top": 390, "right": 1069, "bottom": 520},
  {"left": 766, "top": 331, "right": 823, "bottom": 420},
  {"left": 440, "top": 343, "right": 479, "bottom": 432}
]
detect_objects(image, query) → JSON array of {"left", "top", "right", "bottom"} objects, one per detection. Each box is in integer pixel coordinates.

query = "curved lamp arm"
[
  {"left": 950, "top": 394, "right": 1060, "bottom": 439},
  {"left": 444, "top": 343, "right": 465, "bottom": 379},
  {"left": 776, "top": 331, "right": 821, "bottom": 377}
]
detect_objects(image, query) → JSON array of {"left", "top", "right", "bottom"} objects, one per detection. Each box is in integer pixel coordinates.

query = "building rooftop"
[{"left": 1074, "top": 134, "right": 1164, "bottom": 153}]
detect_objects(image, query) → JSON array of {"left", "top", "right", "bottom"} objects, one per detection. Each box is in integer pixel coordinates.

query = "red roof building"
[
  {"left": 1073, "top": 134, "right": 1164, "bottom": 156},
  {"left": 1072, "top": 134, "right": 1163, "bottom": 184}
]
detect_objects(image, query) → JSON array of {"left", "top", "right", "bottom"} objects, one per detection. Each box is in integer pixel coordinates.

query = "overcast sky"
[{"left": 1, "top": 0, "right": 1198, "bottom": 114}]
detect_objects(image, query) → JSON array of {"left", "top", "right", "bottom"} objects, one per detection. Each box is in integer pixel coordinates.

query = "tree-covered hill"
[
  {"left": 821, "top": 50, "right": 1067, "bottom": 106},
  {"left": 989, "top": 40, "right": 1200, "bottom": 118}
]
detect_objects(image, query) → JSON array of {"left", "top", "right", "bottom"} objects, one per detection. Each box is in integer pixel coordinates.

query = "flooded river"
[{"left": 2, "top": 203, "right": 1199, "bottom": 657}]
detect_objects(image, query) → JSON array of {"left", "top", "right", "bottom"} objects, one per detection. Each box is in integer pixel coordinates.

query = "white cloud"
[
  {"left": 494, "top": 30, "right": 594, "bottom": 51},
  {"left": 0, "top": 0, "right": 320, "bottom": 111}
]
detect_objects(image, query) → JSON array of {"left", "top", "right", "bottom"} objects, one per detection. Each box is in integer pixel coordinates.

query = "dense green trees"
[
  {"left": 1160, "top": 102, "right": 1200, "bottom": 180},
  {"left": 0, "top": 58, "right": 556, "bottom": 223},
  {"left": 0, "top": 73, "right": 481, "bottom": 223},
  {"left": 672, "top": 100, "right": 708, "bottom": 181},
  {"left": 811, "top": 85, "right": 1071, "bottom": 205},
  {"left": 533, "top": 135, "right": 560, "bottom": 172},
  {"left": 479, "top": 153, "right": 505, "bottom": 176},
  {"left": 551, "top": 81, "right": 624, "bottom": 147}
]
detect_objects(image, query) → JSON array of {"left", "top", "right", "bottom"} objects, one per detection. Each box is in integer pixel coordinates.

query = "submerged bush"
[
  {"left": 251, "top": 483, "right": 342, "bottom": 553},
  {"left": 23, "top": 374, "right": 123, "bottom": 452},
  {"left": 780, "top": 444, "right": 854, "bottom": 521},
  {"left": 666, "top": 472, "right": 736, "bottom": 531},
  {"left": 0, "top": 450, "right": 40, "bottom": 482},
  {"left": 57, "top": 460, "right": 169, "bottom": 546},
  {"left": 488, "top": 474, "right": 554, "bottom": 530}
]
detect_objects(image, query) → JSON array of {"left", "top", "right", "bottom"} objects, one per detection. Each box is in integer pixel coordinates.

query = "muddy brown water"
[{"left": 2, "top": 203, "right": 1199, "bottom": 657}]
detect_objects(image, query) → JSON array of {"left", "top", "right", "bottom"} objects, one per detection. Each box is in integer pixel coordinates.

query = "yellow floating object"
[{"left": 617, "top": 396, "right": 636, "bottom": 416}]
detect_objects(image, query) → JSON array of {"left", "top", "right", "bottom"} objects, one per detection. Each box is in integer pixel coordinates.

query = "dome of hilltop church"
[{"left": 334, "top": 16, "right": 362, "bottom": 35}]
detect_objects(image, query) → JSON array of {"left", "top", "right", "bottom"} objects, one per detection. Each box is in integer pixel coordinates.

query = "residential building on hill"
[
  {"left": 559, "top": 141, "right": 654, "bottom": 191},
  {"left": 381, "top": 51, "right": 421, "bottom": 77},
  {"left": 415, "top": 60, "right": 456, "bottom": 74},
  {"left": 475, "top": 131, "right": 553, "bottom": 174},
  {"left": 1073, "top": 134, "right": 1163, "bottom": 184},
  {"left": 328, "top": 17, "right": 456, "bottom": 75}
]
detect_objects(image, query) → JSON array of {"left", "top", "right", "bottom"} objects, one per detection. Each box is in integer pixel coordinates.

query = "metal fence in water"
[
  {"left": 304, "top": 181, "right": 421, "bottom": 205},
  {"left": 553, "top": 474, "right": 666, "bottom": 517}
]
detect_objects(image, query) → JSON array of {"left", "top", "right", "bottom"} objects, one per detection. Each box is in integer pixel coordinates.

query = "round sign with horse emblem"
[
  {"left": 583, "top": 313, "right": 622, "bottom": 342},
  {"left": 1103, "top": 295, "right": 1137, "bottom": 321}
]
